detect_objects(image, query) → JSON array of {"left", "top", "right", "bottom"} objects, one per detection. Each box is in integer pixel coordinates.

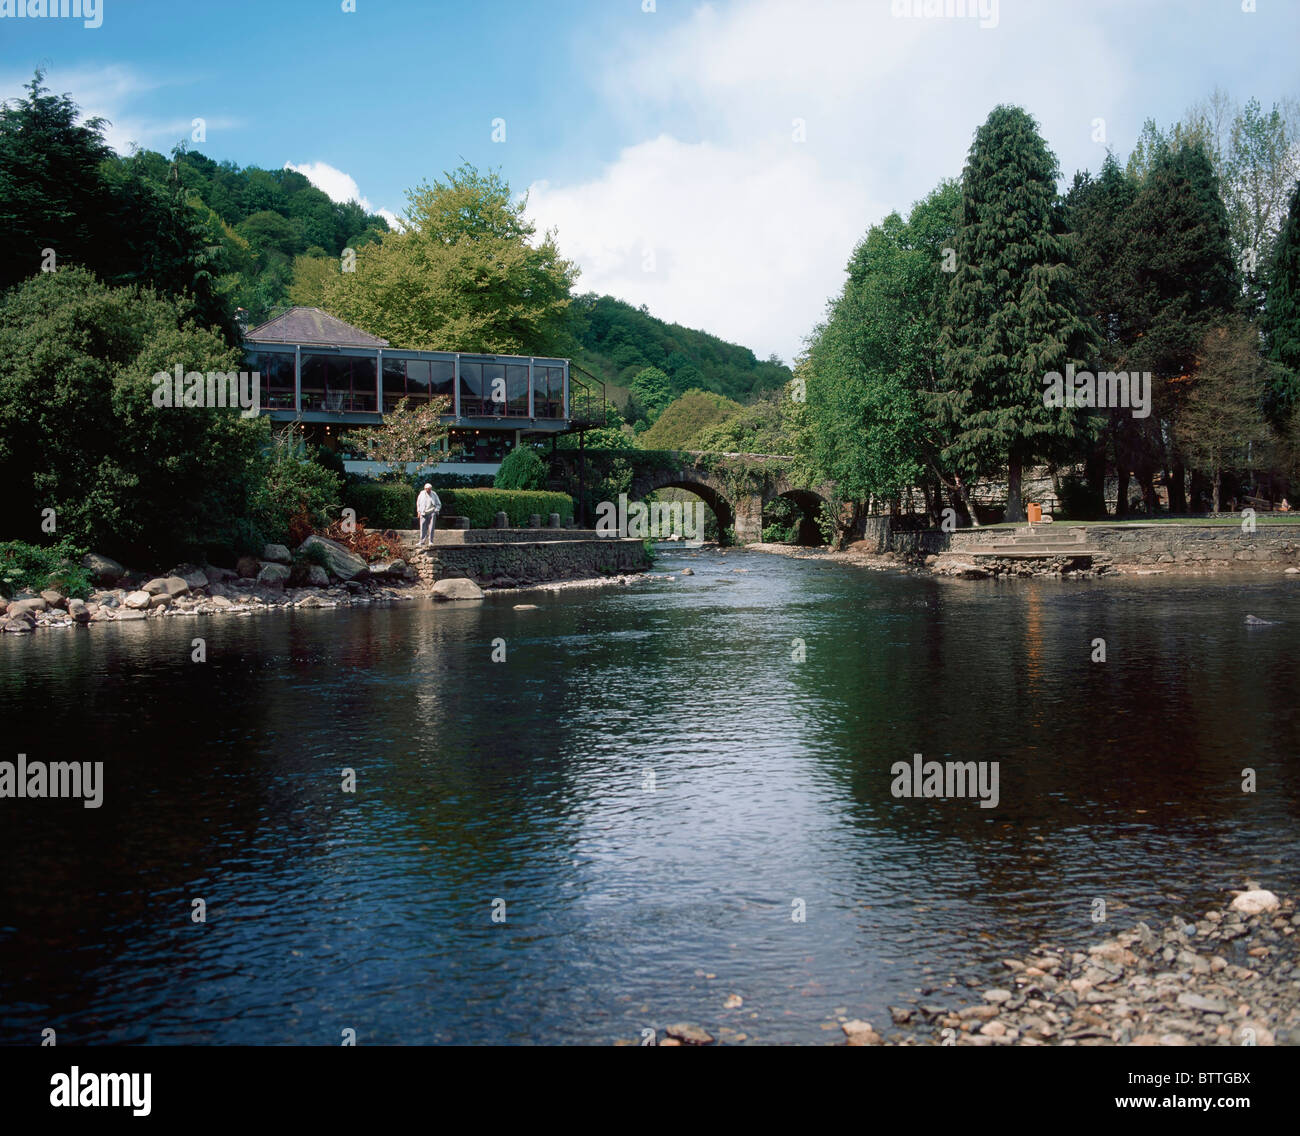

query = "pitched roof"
[{"left": 243, "top": 307, "right": 389, "bottom": 348}]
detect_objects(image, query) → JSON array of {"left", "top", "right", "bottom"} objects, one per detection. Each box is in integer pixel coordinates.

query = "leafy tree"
[
  {"left": 935, "top": 107, "right": 1099, "bottom": 524},
  {"left": 804, "top": 181, "right": 958, "bottom": 518},
  {"left": 638, "top": 389, "right": 743, "bottom": 449},
  {"left": 252, "top": 429, "right": 343, "bottom": 544},
  {"left": 289, "top": 254, "right": 338, "bottom": 308},
  {"left": 325, "top": 163, "right": 577, "bottom": 355},
  {"left": 340, "top": 395, "right": 454, "bottom": 474},
  {"left": 0, "top": 72, "right": 233, "bottom": 337},
  {"left": 494, "top": 445, "right": 548, "bottom": 490},
  {"left": 0, "top": 268, "right": 268, "bottom": 563},
  {"left": 628, "top": 366, "right": 672, "bottom": 420},
  {"left": 1174, "top": 319, "right": 1276, "bottom": 510}
]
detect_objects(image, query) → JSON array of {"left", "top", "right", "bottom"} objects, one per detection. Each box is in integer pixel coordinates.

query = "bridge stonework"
[{"left": 551, "top": 450, "right": 833, "bottom": 544}]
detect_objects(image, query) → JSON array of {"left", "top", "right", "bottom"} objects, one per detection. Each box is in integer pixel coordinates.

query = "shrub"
[
  {"left": 343, "top": 479, "right": 417, "bottom": 529},
  {"left": 0, "top": 539, "right": 92, "bottom": 599},
  {"left": 494, "top": 446, "right": 548, "bottom": 490},
  {"left": 438, "top": 488, "right": 574, "bottom": 528},
  {"left": 252, "top": 430, "right": 343, "bottom": 545}
]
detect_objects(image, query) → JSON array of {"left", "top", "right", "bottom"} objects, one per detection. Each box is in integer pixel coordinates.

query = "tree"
[
  {"left": 288, "top": 254, "right": 338, "bottom": 308},
  {"left": 628, "top": 366, "right": 672, "bottom": 420},
  {"left": 1262, "top": 178, "right": 1300, "bottom": 417},
  {"left": 0, "top": 72, "right": 233, "bottom": 337},
  {"left": 325, "top": 163, "right": 577, "bottom": 355},
  {"left": 340, "top": 396, "right": 454, "bottom": 474},
  {"left": 1174, "top": 319, "right": 1276, "bottom": 510},
  {"left": 935, "top": 107, "right": 1099, "bottom": 523},
  {"left": 0, "top": 268, "right": 268, "bottom": 563},
  {"left": 804, "top": 183, "right": 959, "bottom": 518},
  {"left": 494, "top": 445, "right": 548, "bottom": 490}
]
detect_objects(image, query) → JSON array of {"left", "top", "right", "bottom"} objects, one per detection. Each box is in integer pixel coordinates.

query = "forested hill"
[
  {"left": 130, "top": 148, "right": 391, "bottom": 324},
  {"left": 568, "top": 293, "right": 790, "bottom": 404}
]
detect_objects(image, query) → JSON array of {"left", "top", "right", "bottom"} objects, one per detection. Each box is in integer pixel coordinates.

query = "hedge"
[
  {"left": 439, "top": 489, "right": 574, "bottom": 528},
  {"left": 343, "top": 481, "right": 574, "bottom": 529},
  {"left": 343, "top": 480, "right": 417, "bottom": 529}
]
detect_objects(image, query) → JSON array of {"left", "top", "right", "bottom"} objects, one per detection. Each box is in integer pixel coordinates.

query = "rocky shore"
[{"left": 636, "top": 887, "right": 1299, "bottom": 1046}]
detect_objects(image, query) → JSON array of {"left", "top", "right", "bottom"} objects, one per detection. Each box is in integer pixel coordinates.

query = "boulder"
[
  {"left": 7, "top": 597, "right": 47, "bottom": 618},
  {"left": 307, "top": 565, "right": 330, "bottom": 589},
  {"left": 124, "top": 590, "right": 153, "bottom": 610},
  {"left": 663, "top": 1023, "right": 714, "bottom": 1046},
  {"left": 1230, "top": 889, "right": 1280, "bottom": 915},
  {"left": 67, "top": 599, "right": 91, "bottom": 623},
  {"left": 262, "top": 543, "right": 292, "bottom": 565},
  {"left": 3, "top": 614, "right": 35, "bottom": 633},
  {"left": 204, "top": 565, "right": 237, "bottom": 582},
  {"left": 296, "top": 536, "right": 368, "bottom": 582},
  {"left": 81, "top": 552, "right": 125, "bottom": 585},
  {"left": 368, "top": 559, "right": 407, "bottom": 579},
  {"left": 431, "top": 578, "right": 485, "bottom": 601},
  {"left": 235, "top": 555, "right": 261, "bottom": 579},
  {"left": 40, "top": 589, "right": 67, "bottom": 609},
  {"left": 179, "top": 569, "right": 209, "bottom": 591},
  {"left": 841, "top": 1020, "right": 883, "bottom": 1046},
  {"left": 143, "top": 575, "right": 189, "bottom": 597},
  {"left": 148, "top": 593, "right": 172, "bottom": 609},
  {"left": 256, "top": 563, "right": 291, "bottom": 588},
  {"left": 114, "top": 609, "right": 148, "bottom": 621}
]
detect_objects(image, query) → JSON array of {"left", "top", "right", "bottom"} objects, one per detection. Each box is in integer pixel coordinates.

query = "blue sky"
[{"left": 2, "top": 0, "right": 1299, "bottom": 363}]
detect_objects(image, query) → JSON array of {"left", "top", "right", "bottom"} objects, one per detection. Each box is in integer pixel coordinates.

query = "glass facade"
[
  {"left": 244, "top": 344, "right": 570, "bottom": 425},
  {"left": 300, "top": 352, "right": 377, "bottom": 412},
  {"left": 448, "top": 429, "right": 515, "bottom": 463}
]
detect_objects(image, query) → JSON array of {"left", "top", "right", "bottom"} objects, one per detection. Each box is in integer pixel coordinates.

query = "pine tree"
[
  {"left": 936, "top": 106, "right": 1099, "bottom": 523},
  {"left": 1262, "top": 178, "right": 1300, "bottom": 418}
]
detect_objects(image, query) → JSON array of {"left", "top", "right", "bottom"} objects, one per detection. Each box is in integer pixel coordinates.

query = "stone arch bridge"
[{"left": 548, "top": 450, "right": 836, "bottom": 544}]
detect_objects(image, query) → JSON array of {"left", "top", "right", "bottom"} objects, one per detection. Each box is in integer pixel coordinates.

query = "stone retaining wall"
[
  {"left": 407, "top": 538, "right": 651, "bottom": 588},
  {"left": 881, "top": 522, "right": 1300, "bottom": 566}
]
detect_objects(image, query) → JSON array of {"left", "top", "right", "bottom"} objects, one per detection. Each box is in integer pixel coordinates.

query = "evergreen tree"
[
  {"left": 936, "top": 106, "right": 1098, "bottom": 523},
  {"left": 1262, "top": 178, "right": 1300, "bottom": 417}
]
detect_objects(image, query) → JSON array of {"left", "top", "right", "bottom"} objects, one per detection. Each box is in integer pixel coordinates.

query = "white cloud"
[
  {"left": 530, "top": 0, "right": 1147, "bottom": 362},
  {"left": 0, "top": 64, "right": 240, "bottom": 154},
  {"left": 283, "top": 161, "right": 401, "bottom": 230}
]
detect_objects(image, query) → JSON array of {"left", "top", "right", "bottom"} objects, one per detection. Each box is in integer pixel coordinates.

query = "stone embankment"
[{"left": 1, "top": 537, "right": 421, "bottom": 633}]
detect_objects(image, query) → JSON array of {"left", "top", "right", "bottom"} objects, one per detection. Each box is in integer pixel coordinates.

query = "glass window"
[
  {"left": 430, "top": 361, "right": 454, "bottom": 400},
  {"left": 351, "top": 355, "right": 377, "bottom": 412},
  {"left": 382, "top": 358, "right": 407, "bottom": 410},
  {"left": 301, "top": 354, "right": 329, "bottom": 410},
  {"left": 405, "top": 360, "right": 431, "bottom": 402},
  {"left": 482, "top": 363, "right": 506, "bottom": 417},
  {"left": 253, "top": 351, "right": 295, "bottom": 410},
  {"left": 507, "top": 364, "right": 529, "bottom": 416},
  {"left": 459, "top": 362, "right": 483, "bottom": 415}
]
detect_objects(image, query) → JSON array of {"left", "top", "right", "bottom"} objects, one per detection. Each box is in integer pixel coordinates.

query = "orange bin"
[{"left": 1027, "top": 503, "right": 1042, "bottom": 524}]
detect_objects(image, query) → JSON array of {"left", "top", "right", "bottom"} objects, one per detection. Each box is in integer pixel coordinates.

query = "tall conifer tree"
[{"left": 936, "top": 106, "right": 1098, "bottom": 523}]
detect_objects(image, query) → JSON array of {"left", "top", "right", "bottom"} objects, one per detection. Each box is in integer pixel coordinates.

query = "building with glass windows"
[{"left": 242, "top": 307, "right": 601, "bottom": 476}]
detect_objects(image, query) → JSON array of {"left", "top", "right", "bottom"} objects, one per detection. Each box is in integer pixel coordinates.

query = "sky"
[{"left": 2, "top": 0, "right": 1298, "bottom": 364}]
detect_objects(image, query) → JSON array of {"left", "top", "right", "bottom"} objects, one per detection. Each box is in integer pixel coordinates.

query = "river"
[{"left": 1, "top": 548, "right": 1297, "bottom": 1044}]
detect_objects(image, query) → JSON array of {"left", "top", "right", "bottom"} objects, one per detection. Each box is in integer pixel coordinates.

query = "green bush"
[
  {"left": 0, "top": 539, "right": 92, "bottom": 599},
  {"left": 252, "top": 431, "right": 343, "bottom": 543},
  {"left": 343, "top": 479, "right": 417, "bottom": 529},
  {"left": 439, "top": 488, "right": 574, "bottom": 528},
  {"left": 494, "top": 446, "right": 548, "bottom": 490}
]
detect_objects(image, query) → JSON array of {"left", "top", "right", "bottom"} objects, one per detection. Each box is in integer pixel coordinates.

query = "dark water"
[{"left": 1, "top": 550, "right": 1298, "bottom": 1045}]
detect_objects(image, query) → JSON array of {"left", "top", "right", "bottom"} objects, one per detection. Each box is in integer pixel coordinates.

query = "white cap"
[{"left": 423, "top": 483, "right": 433, "bottom": 489}]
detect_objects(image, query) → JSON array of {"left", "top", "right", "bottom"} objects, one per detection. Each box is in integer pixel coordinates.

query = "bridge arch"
[{"left": 627, "top": 469, "right": 738, "bottom": 539}]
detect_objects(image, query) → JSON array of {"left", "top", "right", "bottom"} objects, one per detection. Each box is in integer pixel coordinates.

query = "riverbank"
[
  {"left": 637, "top": 887, "right": 1299, "bottom": 1046},
  {"left": 746, "top": 539, "right": 1300, "bottom": 581}
]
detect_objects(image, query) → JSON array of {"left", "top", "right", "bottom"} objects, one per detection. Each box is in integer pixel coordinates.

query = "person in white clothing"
[{"left": 416, "top": 483, "right": 442, "bottom": 546}]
